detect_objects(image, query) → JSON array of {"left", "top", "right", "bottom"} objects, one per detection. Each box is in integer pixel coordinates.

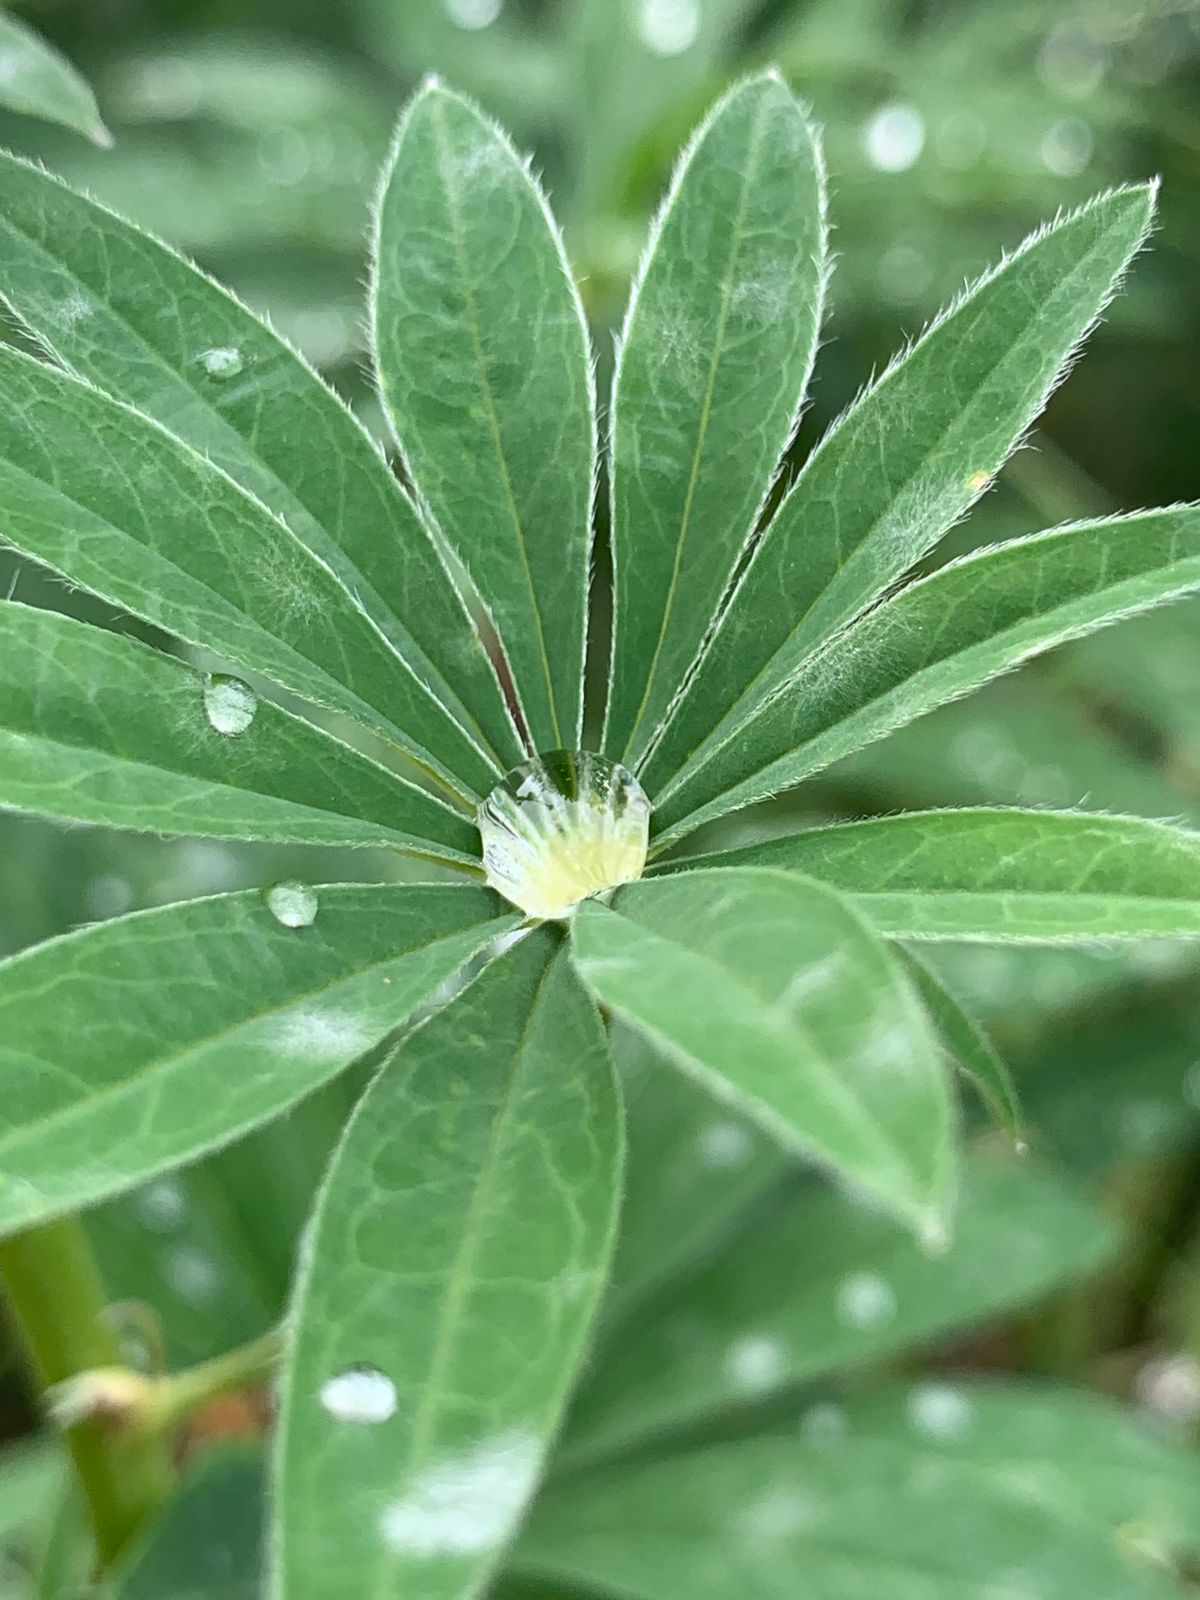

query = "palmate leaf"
[
  {"left": 561, "top": 1154, "right": 1114, "bottom": 1471},
  {"left": 675, "top": 808, "right": 1200, "bottom": 942},
  {"left": 0, "top": 886, "right": 517, "bottom": 1238},
  {"left": 0, "top": 149, "right": 523, "bottom": 785},
  {"left": 0, "top": 11, "right": 109, "bottom": 144},
  {"left": 0, "top": 344, "right": 495, "bottom": 808},
  {"left": 653, "top": 507, "right": 1200, "bottom": 846},
  {"left": 603, "top": 71, "right": 827, "bottom": 768},
  {"left": 571, "top": 869, "right": 956, "bottom": 1234},
  {"left": 639, "top": 184, "right": 1155, "bottom": 797},
  {"left": 373, "top": 80, "right": 596, "bottom": 753},
  {"left": 0, "top": 603, "right": 476, "bottom": 861},
  {"left": 274, "top": 929, "right": 622, "bottom": 1600},
  {"left": 520, "top": 1383, "right": 1200, "bottom": 1600}
]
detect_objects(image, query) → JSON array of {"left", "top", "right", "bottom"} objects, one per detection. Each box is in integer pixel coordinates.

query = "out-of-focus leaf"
[
  {"left": 0, "top": 149, "right": 521, "bottom": 786},
  {"left": 673, "top": 809, "right": 1200, "bottom": 942},
  {"left": 0, "top": 344, "right": 492, "bottom": 804},
  {"left": 0, "top": 1440, "right": 63, "bottom": 1556},
  {"left": 0, "top": 886, "right": 516, "bottom": 1237},
  {"left": 374, "top": 82, "right": 595, "bottom": 752},
  {"left": 274, "top": 930, "right": 622, "bottom": 1600},
  {"left": 571, "top": 869, "right": 956, "bottom": 1234},
  {"left": 654, "top": 509, "right": 1200, "bottom": 846},
  {"left": 643, "top": 186, "right": 1156, "bottom": 796},
  {"left": 603, "top": 72, "right": 826, "bottom": 769},
  {"left": 898, "top": 949, "right": 1020, "bottom": 1136},
  {"left": 522, "top": 1382, "right": 1200, "bottom": 1599},
  {"left": 0, "top": 604, "right": 475, "bottom": 862},
  {"left": 561, "top": 1154, "right": 1114, "bottom": 1469},
  {"left": 117, "top": 1444, "right": 263, "bottom": 1599},
  {"left": 603, "top": 1025, "right": 785, "bottom": 1325},
  {"left": 0, "top": 12, "right": 108, "bottom": 144}
]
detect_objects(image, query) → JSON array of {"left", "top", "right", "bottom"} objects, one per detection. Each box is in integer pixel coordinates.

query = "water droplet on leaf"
[
  {"left": 478, "top": 751, "right": 650, "bottom": 921},
  {"left": 199, "top": 345, "right": 245, "bottom": 380},
  {"left": 835, "top": 1270, "right": 898, "bottom": 1329},
  {"left": 320, "top": 1366, "right": 398, "bottom": 1425},
  {"left": 203, "top": 674, "right": 257, "bottom": 736},
  {"left": 637, "top": 0, "right": 700, "bottom": 55},
  {"left": 265, "top": 881, "right": 319, "bottom": 929}
]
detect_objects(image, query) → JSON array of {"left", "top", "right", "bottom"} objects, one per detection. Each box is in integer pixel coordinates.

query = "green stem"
[
  {"left": 0, "top": 1216, "right": 172, "bottom": 1570},
  {"left": 154, "top": 1325, "right": 283, "bottom": 1429}
]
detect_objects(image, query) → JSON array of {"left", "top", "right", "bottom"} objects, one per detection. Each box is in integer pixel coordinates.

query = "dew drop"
[
  {"left": 445, "top": 0, "right": 502, "bottom": 28},
  {"left": 478, "top": 751, "right": 650, "bottom": 921},
  {"left": 199, "top": 345, "right": 245, "bottom": 381},
  {"left": 319, "top": 1366, "right": 398, "bottom": 1425},
  {"left": 265, "top": 881, "right": 319, "bottom": 929},
  {"left": 862, "top": 103, "right": 925, "bottom": 172},
  {"left": 637, "top": 0, "right": 701, "bottom": 56},
  {"left": 203, "top": 674, "right": 257, "bottom": 736},
  {"left": 835, "top": 1270, "right": 898, "bottom": 1330},
  {"left": 907, "top": 1381, "right": 972, "bottom": 1440},
  {"left": 697, "top": 1120, "right": 754, "bottom": 1168},
  {"left": 725, "top": 1332, "right": 786, "bottom": 1394}
]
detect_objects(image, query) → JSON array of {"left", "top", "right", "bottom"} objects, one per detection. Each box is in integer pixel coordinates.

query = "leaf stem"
[
  {"left": 0, "top": 1215, "right": 172, "bottom": 1569},
  {"left": 153, "top": 1325, "right": 283, "bottom": 1429}
]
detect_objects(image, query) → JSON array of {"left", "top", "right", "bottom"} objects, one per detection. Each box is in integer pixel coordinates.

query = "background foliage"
[{"left": 2, "top": 0, "right": 1200, "bottom": 1594}]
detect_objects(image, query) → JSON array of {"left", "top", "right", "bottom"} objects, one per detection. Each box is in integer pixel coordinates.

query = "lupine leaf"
[
  {"left": 273, "top": 930, "right": 622, "bottom": 1600},
  {"left": 653, "top": 508, "right": 1200, "bottom": 846},
  {"left": 570, "top": 869, "right": 956, "bottom": 1233},
  {"left": 0, "top": 886, "right": 516, "bottom": 1238},
  {"left": 0, "top": 603, "right": 475, "bottom": 861},
  {"left": 561, "top": 1154, "right": 1113, "bottom": 1469},
  {"left": 0, "top": 345, "right": 491, "bottom": 806},
  {"left": 520, "top": 1383, "right": 1200, "bottom": 1600},
  {"left": 897, "top": 949, "right": 1020, "bottom": 1136},
  {"left": 0, "top": 149, "right": 523, "bottom": 783},
  {"left": 374, "top": 80, "right": 596, "bottom": 753},
  {"left": 671, "top": 808, "right": 1200, "bottom": 942},
  {"left": 641, "top": 184, "right": 1155, "bottom": 796},
  {"left": 0, "top": 12, "right": 109, "bottom": 143},
  {"left": 117, "top": 1446, "right": 262, "bottom": 1600},
  {"left": 603, "top": 1025, "right": 785, "bottom": 1326},
  {"left": 603, "top": 71, "right": 827, "bottom": 768}
]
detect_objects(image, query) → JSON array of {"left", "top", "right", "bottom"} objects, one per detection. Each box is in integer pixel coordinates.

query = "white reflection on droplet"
[
  {"left": 319, "top": 1367, "right": 397, "bottom": 1425},
  {"left": 862, "top": 103, "right": 925, "bottom": 172},
  {"left": 637, "top": 0, "right": 701, "bottom": 56}
]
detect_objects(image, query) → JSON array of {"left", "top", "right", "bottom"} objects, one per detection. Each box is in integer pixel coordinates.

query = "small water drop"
[
  {"left": 862, "top": 103, "right": 926, "bottom": 172},
  {"left": 835, "top": 1270, "right": 898, "bottom": 1330},
  {"left": 265, "top": 881, "right": 319, "bottom": 929},
  {"left": 637, "top": 0, "right": 701, "bottom": 56},
  {"left": 199, "top": 345, "right": 245, "bottom": 381},
  {"left": 1040, "top": 117, "right": 1093, "bottom": 177},
  {"left": 203, "top": 674, "right": 257, "bottom": 736},
  {"left": 725, "top": 1332, "right": 786, "bottom": 1394},
  {"left": 445, "top": 0, "right": 502, "bottom": 28},
  {"left": 801, "top": 1401, "right": 848, "bottom": 1447},
  {"left": 907, "top": 1381, "right": 972, "bottom": 1440},
  {"left": 478, "top": 751, "right": 650, "bottom": 921},
  {"left": 320, "top": 1366, "right": 398, "bottom": 1425},
  {"left": 697, "top": 1120, "right": 754, "bottom": 1168}
]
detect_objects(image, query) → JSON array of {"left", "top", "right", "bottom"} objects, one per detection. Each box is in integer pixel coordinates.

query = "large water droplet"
[
  {"left": 199, "top": 345, "right": 244, "bottom": 380},
  {"left": 637, "top": 0, "right": 701, "bottom": 55},
  {"left": 203, "top": 674, "right": 257, "bottom": 736},
  {"left": 477, "top": 751, "right": 650, "bottom": 921},
  {"left": 265, "top": 881, "right": 319, "bottom": 929},
  {"left": 445, "top": 0, "right": 502, "bottom": 27},
  {"left": 320, "top": 1366, "right": 397, "bottom": 1425}
]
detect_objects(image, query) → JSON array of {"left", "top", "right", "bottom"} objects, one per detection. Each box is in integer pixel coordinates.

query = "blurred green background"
[{"left": 3, "top": 0, "right": 1200, "bottom": 1584}]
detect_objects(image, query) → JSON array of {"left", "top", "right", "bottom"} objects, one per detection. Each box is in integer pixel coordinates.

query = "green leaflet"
[
  {"left": 561, "top": 1154, "right": 1114, "bottom": 1469},
  {"left": 671, "top": 807, "right": 1200, "bottom": 942},
  {"left": 602, "top": 1025, "right": 785, "bottom": 1326},
  {"left": 898, "top": 949, "right": 1020, "bottom": 1137},
  {"left": 522, "top": 1383, "right": 1200, "bottom": 1600},
  {"left": 0, "top": 12, "right": 108, "bottom": 143},
  {"left": 0, "top": 149, "right": 523, "bottom": 783},
  {"left": 0, "top": 603, "right": 475, "bottom": 862},
  {"left": 641, "top": 184, "right": 1155, "bottom": 796},
  {"left": 653, "top": 508, "right": 1200, "bottom": 846},
  {"left": 373, "top": 81, "right": 596, "bottom": 752},
  {"left": 0, "top": 345, "right": 491, "bottom": 806},
  {"left": 273, "top": 930, "right": 622, "bottom": 1600},
  {"left": 0, "top": 886, "right": 516, "bottom": 1238},
  {"left": 571, "top": 869, "right": 956, "bottom": 1234},
  {"left": 603, "top": 72, "right": 827, "bottom": 768},
  {"left": 117, "top": 1446, "right": 262, "bottom": 1600}
]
